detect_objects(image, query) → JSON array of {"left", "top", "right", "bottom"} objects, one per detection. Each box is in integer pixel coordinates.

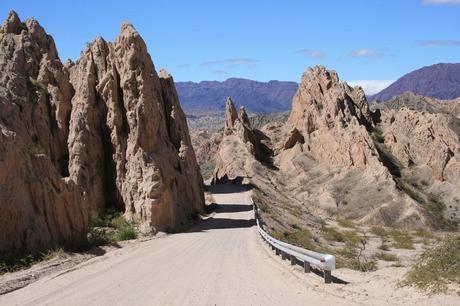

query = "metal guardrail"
[{"left": 254, "top": 204, "right": 336, "bottom": 283}]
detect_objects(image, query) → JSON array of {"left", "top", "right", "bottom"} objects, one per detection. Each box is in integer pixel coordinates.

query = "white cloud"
[
  {"left": 421, "top": 0, "right": 460, "bottom": 4},
  {"left": 419, "top": 40, "right": 460, "bottom": 47},
  {"left": 346, "top": 80, "right": 395, "bottom": 96},
  {"left": 349, "top": 49, "right": 384, "bottom": 58},
  {"left": 200, "top": 58, "right": 259, "bottom": 67},
  {"left": 296, "top": 49, "right": 325, "bottom": 58}
]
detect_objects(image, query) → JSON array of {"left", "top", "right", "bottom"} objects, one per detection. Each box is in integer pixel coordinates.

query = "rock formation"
[
  {"left": 0, "top": 11, "right": 204, "bottom": 258},
  {"left": 286, "top": 66, "right": 381, "bottom": 171},
  {"left": 248, "top": 66, "right": 436, "bottom": 230},
  {"left": 212, "top": 97, "right": 261, "bottom": 183}
]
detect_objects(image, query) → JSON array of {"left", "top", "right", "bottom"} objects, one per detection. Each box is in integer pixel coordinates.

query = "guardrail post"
[
  {"left": 324, "top": 270, "right": 332, "bottom": 284},
  {"left": 304, "top": 261, "right": 310, "bottom": 273},
  {"left": 290, "top": 255, "right": 296, "bottom": 265},
  {"left": 275, "top": 249, "right": 280, "bottom": 256},
  {"left": 281, "top": 252, "right": 287, "bottom": 260}
]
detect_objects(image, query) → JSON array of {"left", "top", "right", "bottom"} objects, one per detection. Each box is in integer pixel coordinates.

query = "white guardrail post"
[{"left": 253, "top": 204, "right": 335, "bottom": 284}]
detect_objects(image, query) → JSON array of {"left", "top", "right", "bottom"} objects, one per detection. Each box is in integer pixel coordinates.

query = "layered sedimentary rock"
[
  {"left": 212, "top": 97, "right": 260, "bottom": 183},
  {"left": 0, "top": 12, "right": 204, "bottom": 257}
]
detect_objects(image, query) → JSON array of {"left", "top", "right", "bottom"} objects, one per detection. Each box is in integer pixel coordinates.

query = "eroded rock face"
[
  {"left": 381, "top": 109, "right": 460, "bottom": 182},
  {"left": 0, "top": 12, "right": 204, "bottom": 257},
  {"left": 286, "top": 65, "right": 385, "bottom": 172},
  {"left": 256, "top": 66, "right": 431, "bottom": 229},
  {"left": 67, "top": 26, "right": 205, "bottom": 233},
  {"left": 212, "top": 98, "right": 260, "bottom": 183},
  {"left": 0, "top": 11, "right": 87, "bottom": 257},
  {"left": 376, "top": 97, "right": 460, "bottom": 224}
]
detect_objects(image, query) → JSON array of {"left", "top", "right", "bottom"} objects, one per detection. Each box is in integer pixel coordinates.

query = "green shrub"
[
  {"left": 337, "top": 219, "right": 355, "bottom": 228},
  {"left": 116, "top": 224, "right": 137, "bottom": 241},
  {"left": 375, "top": 251, "right": 398, "bottom": 262},
  {"left": 272, "top": 229, "right": 314, "bottom": 250},
  {"left": 335, "top": 245, "right": 377, "bottom": 272},
  {"left": 110, "top": 215, "right": 126, "bottom": 230},
  {"left": 400, "top": 235, "right": 460, "bottom": 295},
  {"left": 426, "top": 196, "right": 458, "bottom": 231},
  {"left": 0, "top": 248, "right": 65, "bottom": 275},
  {"left": 389, "top": 229, "right": 414, "bottom": 249},
  {"left": 321, "top": 226, "right": 345, "bottom": 242},
  {"left": 370, "top": 226, "right": 387, "bottom": 237},
  {"left": 414, "top": 229, "right": 435, "bottom": 240}
]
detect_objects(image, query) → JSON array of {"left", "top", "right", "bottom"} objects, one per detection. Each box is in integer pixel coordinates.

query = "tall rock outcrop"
[
  {"left": 66, "top": 24, "right": 204, "bottom": 233},
  {"left": 286, "top": 66, "right": 383, "bottom": 172},
  {"left": 212, "top": 97, "right": 261, "bottom": 183},
  {"left": 255, "top": 66, "right": 431, "bottom": 229},
  {"left": 0, "top": 11, "right": 88, "bottom": 258},
  {"left": 0, "top": 11, "right": 204, "bottom": 258}
]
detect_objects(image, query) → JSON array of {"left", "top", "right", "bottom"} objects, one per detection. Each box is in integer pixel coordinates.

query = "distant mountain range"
[
  {"left": 370, "top": 63, "right": 460, "bottom": 102},
  {"left": 175, "top": 78, "right": 298, "bottom": 113},
  {"left": 177, "top": 63, "right": 460, "bottom": 114}
]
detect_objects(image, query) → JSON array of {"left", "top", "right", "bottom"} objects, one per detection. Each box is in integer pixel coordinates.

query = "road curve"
[{"left": 0, "top": 184, "right": 349, "bottom": 306}]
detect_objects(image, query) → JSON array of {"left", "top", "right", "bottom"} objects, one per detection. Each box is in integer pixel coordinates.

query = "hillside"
[
  {"left": 370, "top": 63, "right": 460, "bottom": 101},
  {"left": 176, "top": 78, "right": 298, "bottom": 113}
]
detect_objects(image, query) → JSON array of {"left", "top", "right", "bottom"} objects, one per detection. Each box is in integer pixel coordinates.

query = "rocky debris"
[{"left": 0, "top": 11, "right": 204, "bottom": 258}]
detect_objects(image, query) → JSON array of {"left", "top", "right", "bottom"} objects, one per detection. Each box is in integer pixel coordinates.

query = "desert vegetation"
[
  {"left": 0, "top": 248, "right": 65, "bottom": 275},
  {"left": 87, "top": 210, "right": 138, "bottom": 246},
  {"left": 400, "top": 235, "right": 460, "bottom": 295}
]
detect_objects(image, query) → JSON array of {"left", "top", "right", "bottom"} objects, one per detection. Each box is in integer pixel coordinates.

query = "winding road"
[{"left": 0, "top": 184, "right": 348, "bottom": 306}]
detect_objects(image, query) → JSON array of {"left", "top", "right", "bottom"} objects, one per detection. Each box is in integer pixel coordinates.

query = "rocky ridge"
[
  {"left": 0, "top": 11, "right": 204, "bottom": 258},
  {"left": 211, "top": 65, "right": 459, "bottom": 231}
]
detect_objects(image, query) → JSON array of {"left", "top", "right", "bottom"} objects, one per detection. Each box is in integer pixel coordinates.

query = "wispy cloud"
[
  {"left": 349, "top": 49, "right": 385, "bottom": 58},
  {"left": 213, "top": 70, "right": 227, "bottom": 75},
  {"left": 200, "top": 58, "right": 259, "bottom": 67},
  {"left": 421, "top": 0, "right": 460, "bottom": 5},
  {"left": 347, "top": 80, "right": 395, "bottom": 96},
  {"left": 295, "top": 49, "right": 325, "bottom": 59},
  {"left": 419, "top": 40, "right": 460, "bottom": 47}
]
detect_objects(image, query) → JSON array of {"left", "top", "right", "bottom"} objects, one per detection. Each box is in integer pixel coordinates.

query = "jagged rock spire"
[
  {"left": 0, "top": 11, "right": 204, "bottom": 257},
  {"left": 224, "top": 97, "right": 238, "bottom": 130},
  {"left": 1, "top": 10, "right": 22, "bottom": 34},
  {"left": 239, "top": 106, "right": 251, "bottom": 128}
]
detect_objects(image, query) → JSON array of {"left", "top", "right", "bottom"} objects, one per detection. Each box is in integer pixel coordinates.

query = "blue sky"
[{"left": 1, "top": 0, "right": 459, "bottom": 94}]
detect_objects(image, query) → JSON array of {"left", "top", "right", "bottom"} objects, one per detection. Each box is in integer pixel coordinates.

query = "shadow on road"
[
  {"left": 206, "top": 203, "right": 254, "bottom": 214},
  {"left": 205, "top": 184, "right": 253, "bottom": 194},
  {"left": 189, "top": 217, "right": 255, "bottom": 232}
]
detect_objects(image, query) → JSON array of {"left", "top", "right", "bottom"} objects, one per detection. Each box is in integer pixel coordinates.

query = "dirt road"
[{"left": 0, "top": 184, "right": 351, "bottom": 306}]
